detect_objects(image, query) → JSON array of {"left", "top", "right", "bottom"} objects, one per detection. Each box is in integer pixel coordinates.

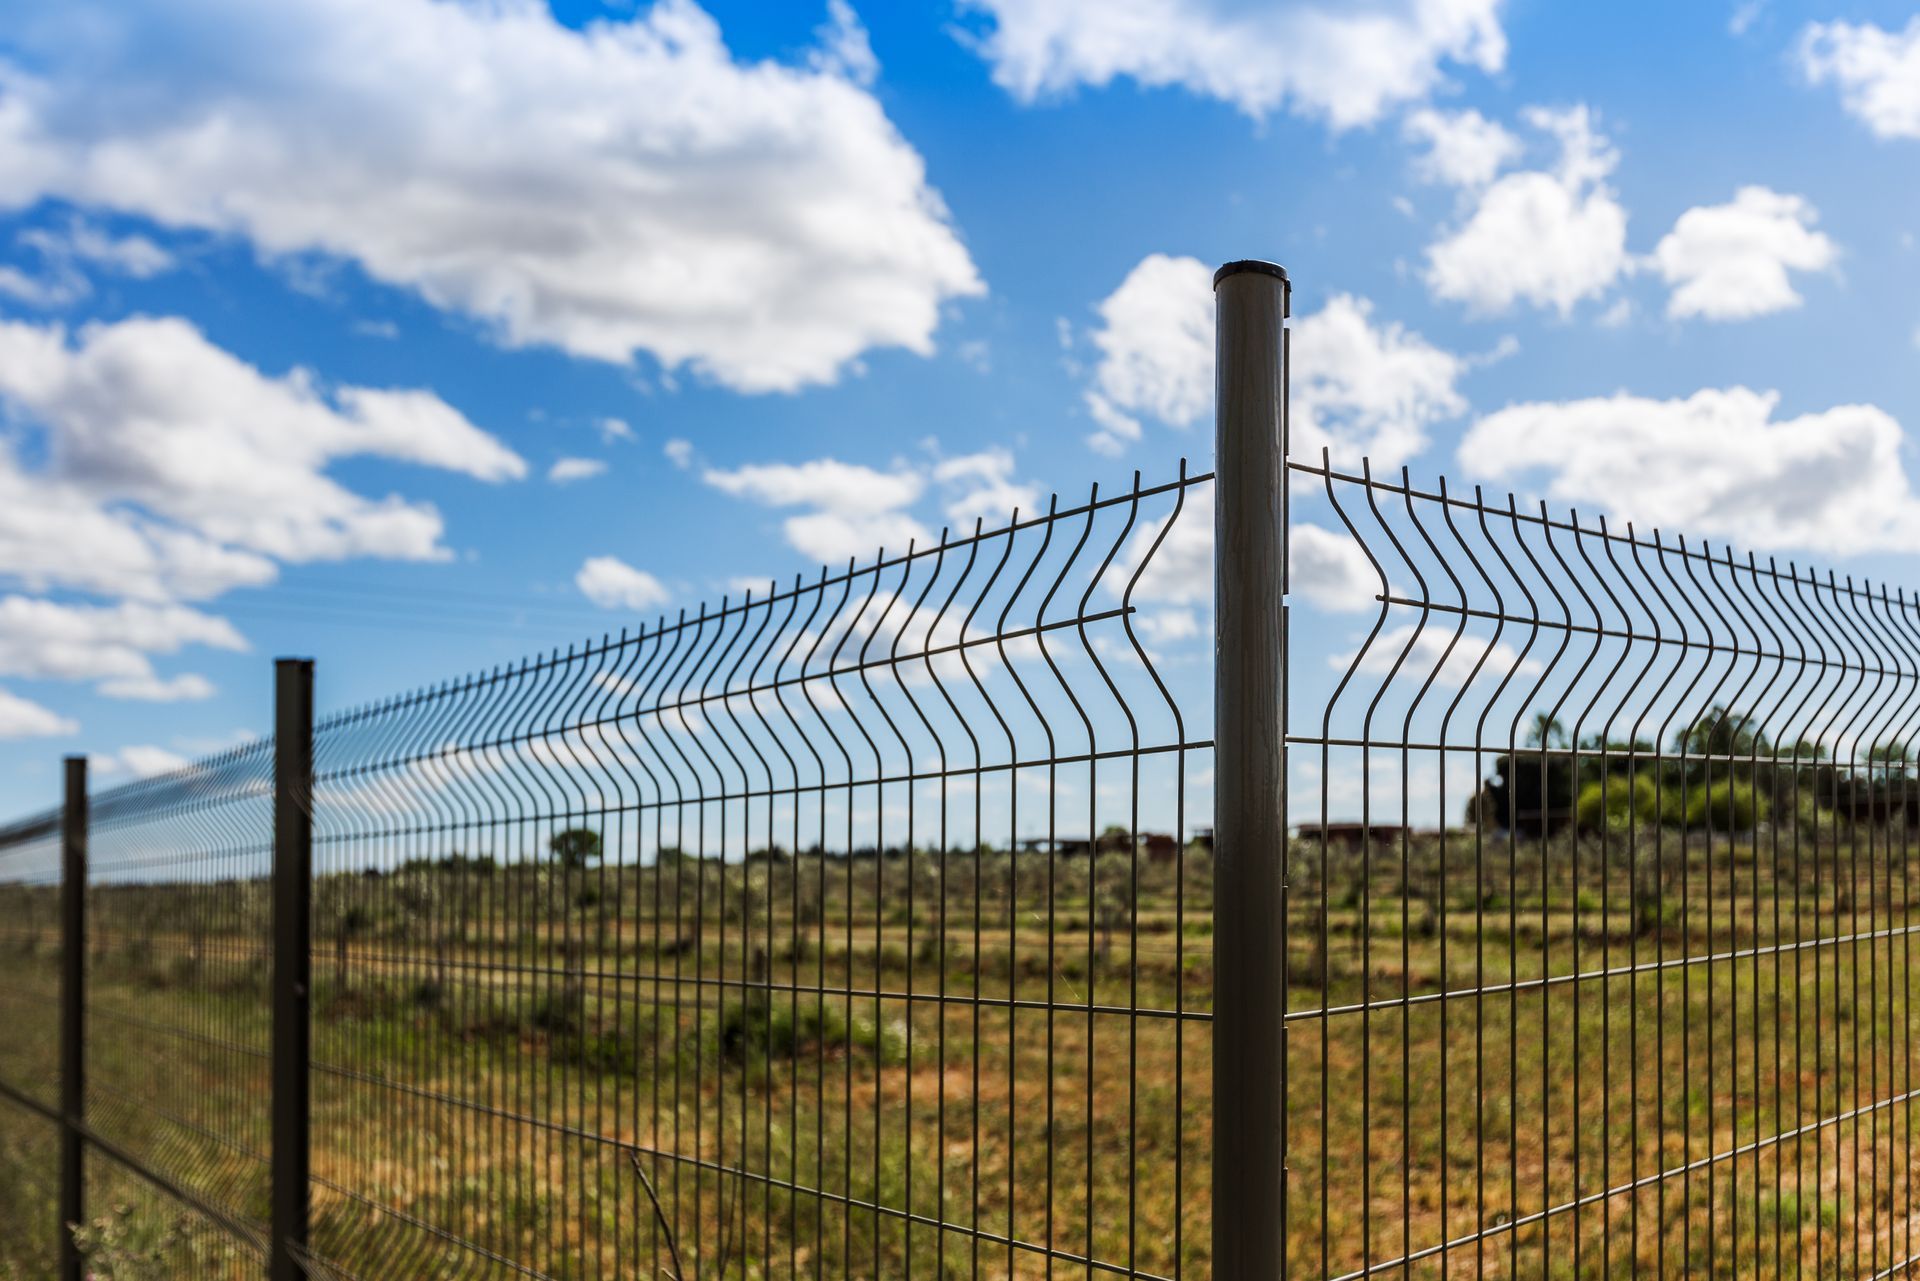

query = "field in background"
[{"left": 6, "top": 812, "right": 1920, "bottom": 1278}]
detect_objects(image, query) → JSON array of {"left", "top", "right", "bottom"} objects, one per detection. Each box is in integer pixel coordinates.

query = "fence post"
[
  {"left": 59, "top": 755, "right": 86, "bottom": 1281},
  {"left": 271, "top": 658, "right": 314, "bottom": 1280},
  {"left": 1212, "top": 259, "right": 1289, "bottom": 1278}
]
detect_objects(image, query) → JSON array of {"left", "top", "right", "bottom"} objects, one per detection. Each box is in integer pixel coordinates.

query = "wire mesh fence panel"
[
  {"left": 301, "top": 470, "right": 1216, "bottom": 1280},
  {"left": 0, "top": 812, "right": 63, "bottom": 1278},
  {"left": 1284, "top": 454, "right": 1920, "bottom": 1279},
  {"left": 84, "top": 745, "right": 277, "bottom": 1267}
]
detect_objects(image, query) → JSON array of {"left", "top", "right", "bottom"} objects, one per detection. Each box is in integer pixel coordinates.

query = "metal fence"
[{"left": 1, "top": 260, "right": 1917, "bottom": 1278}]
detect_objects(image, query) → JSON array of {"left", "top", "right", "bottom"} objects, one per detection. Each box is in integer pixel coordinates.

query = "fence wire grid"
[
  {"left": 2, "top": 469, "right": 1218, "bottom": 1281},
  {"left": 1287, "top": 453, "right": 1920, "bottom": 1279},
  {"left": 4, "top": 259, "right": 1920, "bottom": 1279}
]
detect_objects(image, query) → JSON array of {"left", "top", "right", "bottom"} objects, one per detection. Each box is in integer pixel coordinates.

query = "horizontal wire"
[
  {"left": 1322, "top": 1083, "right": 1920, "bottom": 1281},
  {"left": 1371, "top": 593, "right": 1920, "bottom": 680},
  {"left": 305, "top": 1056, "right": 1174, "bottom": 1281},
  {"left": 0, "top": 1074, "right": 269, "bottom": 1259},
  {"left": 1287, "top": 921, "right": 1920, "bottom": 1022}
]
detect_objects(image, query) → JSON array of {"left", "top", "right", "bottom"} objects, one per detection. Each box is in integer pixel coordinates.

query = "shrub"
[
  {"left": 1574, "top": 775, "right": 1659, "bottom": 830},
  {"left": 1682, "top": 780, "right": 1768, "bottom": 831}
]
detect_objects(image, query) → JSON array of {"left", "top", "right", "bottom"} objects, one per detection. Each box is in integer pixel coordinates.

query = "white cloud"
[
  {"left": 702, "top": 458, "right": 931, "bottom": 562},
  {"left": 813, "top": 0, "right": 880, "bottom": 87},
  {"left": 21, "top": 220, "right": 174, "bottom": 279},
  {"left": 1799, "top": 18, "right": 1920, "bottom": 140},
  {"left": 1111, "top": 486, "right": 1383, "bottom": 615},
  {"left": 96, "top": 673, "right": 217, "bottom": 702},
  {"left": 1082, "top": 254, "right": 1213, "bottom": 455},
  {"left": 0, "top": 313, "right": 527, "bottom": 709},
  {"left": 1460, "top": 386, "right": 1920, "bottom": 555},
  {"left": 0, "top": 263, "right": 84, "bottom": 307},
  {"left": 0, "top": 314, "right": 524, "bottom": 569},
  {"left": 1404, "top": 107, "right": 1521, "bottom": 188},
  {"left": 0, "top": 217, "right": 175, "bottom": 308},
  {"left": 576, "top": 556, "right": 671, "bottom": 611},
  {"left": 704, "top": 458, "right": 922, "bottom": 511},
  {"left": 1424, "top": 105, "right": 1630, "bottom": 315},
  {"left": 92, "top": 744, "right": 191, "bottom": 778},
  {"left": 958, "top": 0, "right": 1507, "bottom": 128},
  {"left": 1293, "top": 294, "right": 1466, "bottom": 470},
  {"left": 0, "top": 687, "right": 75, "bottom": 739},
  {"left": 0, "top": 0, "right": 982, "bottom": 393},
  {"left": 703, "top": 448, "right": 1043, "bottom": 568},
  {"left": 933, "top": 448, "right": 1040, "bottom": 528},
  {"left": 663, "top": 438, "right": 695, "bottom": 470},
  {"left": 548, "top": 457, "right": 608, "bottom": 484},
  {"left": 1135, "top": 607, "right": 1199, "bottom": 644},
  {"left": 0, "top": 596, "right": 240, "bottom": 701},
  {"left": 1111, "top": 486, "right": 1211, "bottom": 605},
  {"left": 1291, "top": 522, "right": 1380, "bottom": 612},
  {"left": 1082, "top": 255, "right": 1466, "bottom": 468},
  {"left": 1653, "top": 186, "right": 1837, "bottom": 321},
  {"left": 0, "top": 455, "right": 277, "bottom": 602},
  {"left": 1343, "top": 622, "right": 1535, "bottom": 688}
]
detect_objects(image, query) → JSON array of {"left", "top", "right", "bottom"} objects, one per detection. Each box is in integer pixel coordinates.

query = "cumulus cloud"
[
  {"left": 1081, "top": 255, "right": 1466, "bottom": 468},
  {"left": 1108, "top": 486, "right": 1379, "bottom": 617},
  {"left": 548, "top": 457, "right": 608, "bottom": 484},
  {"left": 933, "top": 449, "right": 1041, "bottom": 528},
  {"left": 702, "top": 449, "right": 1040, "bottom": 568},
  {"left": 0, "top": 451, "right": 277, "bottom": 602},
  {"left": 958, "top": 0, "right": 1507, "bottom": 128},
  {"left": 1115, "top": 487, "right": 1214, "bottom": 607},
  {"left": 1083, "top": 254, "right": 1213, "bottom": 456},
  {"left": 576, "top": 556, "right": 671, "bottom": 612},
  {"left": 0, "top": 313, "right": 525, "bottom": 724},
  {"left": 0, "top": 0, "right": 982, "bottom": 393},
  {"left": 0, "top": 687, "right": 75, "bottom": 739},
  {"left": 1292, "top": 294, "right": 1466, "bottom": 470},
  {"left": 703, "top": 458, "right": 931, "bottom": 563},
  {"left": 97, "top": 674, "right": 218, "bottom": 702},
  {"left": 1424, "top": 105, "right": 1630, "bottom": 315},
  {"left": 1799, "top": 18, "right": 1920, "bottom": 140},
  {"left": 0, "top": 315, "right": 523, "bottom": 571},
  {"left": 22, "top": 220, "right": 174, "bottom": 279},
  {"left": 1653, "top": 186, "right": 1837, "bottom": 320},
  {"left": 0, "top": 596, "right": 240, "bottom": 700},
  {"left": 1404, "top": 107, "right": 1522, "bottom": 187},
  {"left": 1343, "top": 622, "right": 1534, "bottom": 688},
  {"left": 0, "top": 217, "right": 175, "bottom": 308},
  {"left": 1459, "top": 386, "right": 1920, "bottom": 555},
  {"left": 93, "top": 744, "right": 191, "bottom": 778},
  {"left": 1291, "top": 523, "right": 1381, "bottom": 612}
]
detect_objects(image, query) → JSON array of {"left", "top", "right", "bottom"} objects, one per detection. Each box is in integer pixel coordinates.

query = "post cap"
[{"left": 1213, "top": 260, "right": 1289, "bottom": 289}]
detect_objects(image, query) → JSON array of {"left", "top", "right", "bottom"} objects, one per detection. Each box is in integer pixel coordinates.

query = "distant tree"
[
  {"left": 1526, "top": 713, "right": 1569, "bottom": 750},
  {"left": 550, "top": 827, "right": 603, "bottom": 870}
]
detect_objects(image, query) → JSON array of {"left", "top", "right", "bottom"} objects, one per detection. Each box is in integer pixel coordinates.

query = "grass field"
[{"left": 5, "top": 816, "right": 1920, "bottom": 1278}]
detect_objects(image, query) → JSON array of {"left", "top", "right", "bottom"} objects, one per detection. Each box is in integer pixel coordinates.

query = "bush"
[
  {"left": 1682, "top": 780, "right": 1768, "bottom": 831},
  {"left": 1574, "top": 775, "right": 1659, "bottom": 830}
]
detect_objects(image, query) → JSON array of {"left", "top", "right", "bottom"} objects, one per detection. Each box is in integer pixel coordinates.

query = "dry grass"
[{"left": 4, "top": 827, "right": 1920, "bottom": 1278}]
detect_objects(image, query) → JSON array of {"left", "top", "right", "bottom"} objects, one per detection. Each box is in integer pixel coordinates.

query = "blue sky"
[{"left": 0, "top": 0, "right": 1917, "bottom": 817}]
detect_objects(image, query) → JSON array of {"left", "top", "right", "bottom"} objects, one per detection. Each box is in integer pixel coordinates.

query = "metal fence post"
[
  {"left": 271, "top": 658, "right": 314, "bottom": 1280},
  {"left": 59, "top": 755, "right": 86, "bottom": 1281},
  {"left": 1212, "top": 259, "right": 1289, "bottom": 1279}
]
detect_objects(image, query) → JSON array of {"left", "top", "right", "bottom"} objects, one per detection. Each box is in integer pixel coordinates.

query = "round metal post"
[
  {"left": 59, "top": 755, "right": 86, "bottom": 1281},
  {"left": 1212, "top": 259, "right": 1290, "bottom": 1279}
]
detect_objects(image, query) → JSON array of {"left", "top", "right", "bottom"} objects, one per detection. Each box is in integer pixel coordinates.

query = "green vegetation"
[{"left": 6, "top": 797, "right": 1920, "bottom": 1278}]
